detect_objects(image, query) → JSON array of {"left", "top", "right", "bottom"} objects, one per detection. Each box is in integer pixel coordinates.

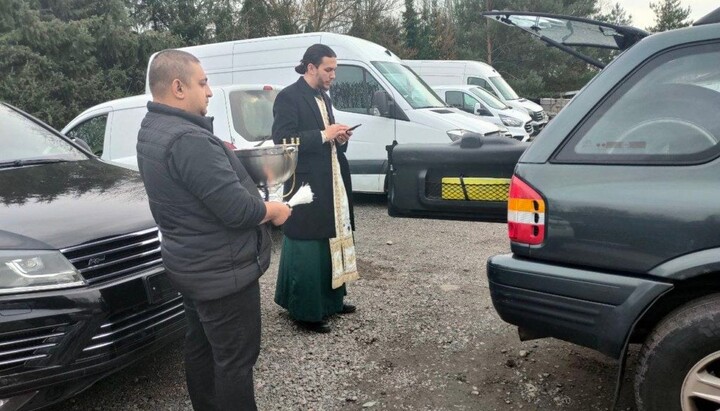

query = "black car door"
[{"left": 387, "top": 132, "right": 527, "bottom": 222}]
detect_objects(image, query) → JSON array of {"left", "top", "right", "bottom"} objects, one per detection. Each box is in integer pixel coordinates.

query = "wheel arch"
[{"left": 630, "top": 273, "right": 720, "bottom": 344}]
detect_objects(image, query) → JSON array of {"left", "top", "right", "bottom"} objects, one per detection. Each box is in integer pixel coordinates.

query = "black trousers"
[{"left": 183, "top": 281, "right": 261, "bottom": 411}]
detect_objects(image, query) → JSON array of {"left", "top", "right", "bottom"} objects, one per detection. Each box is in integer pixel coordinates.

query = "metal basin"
[{"left": 234, "top": 145, "right": 298, "bottom": 188}]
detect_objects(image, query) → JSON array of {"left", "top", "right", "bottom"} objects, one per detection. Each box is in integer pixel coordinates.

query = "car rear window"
[
  {"left": 556, "top": 42, "right": 720, "bottom": 165},
  {"left": 228, "top": 89, "right": 278, "bottom": 142}
]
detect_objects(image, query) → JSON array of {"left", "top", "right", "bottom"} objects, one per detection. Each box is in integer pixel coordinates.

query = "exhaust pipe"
[{"left": 517, "top": 326, "right": 549, "bottom": 342}]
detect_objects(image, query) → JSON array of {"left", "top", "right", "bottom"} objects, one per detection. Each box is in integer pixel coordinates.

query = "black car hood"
[{"left": 0, "top": 160, "right": 154, "bottom": 250}]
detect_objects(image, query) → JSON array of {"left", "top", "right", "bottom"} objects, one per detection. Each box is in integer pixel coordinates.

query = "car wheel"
[{"left": 635, "top": 294, "right": 720, "bottom": 411}]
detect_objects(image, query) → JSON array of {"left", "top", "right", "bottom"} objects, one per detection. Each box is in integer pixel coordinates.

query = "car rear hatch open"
[{"left": 481, "top": 11, "right": 650, "bottom": 68}]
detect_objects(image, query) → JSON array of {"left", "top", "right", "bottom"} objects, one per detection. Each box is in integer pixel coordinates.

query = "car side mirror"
[{"left": 474, "top": 103, "right": 492, "bottom": 116}]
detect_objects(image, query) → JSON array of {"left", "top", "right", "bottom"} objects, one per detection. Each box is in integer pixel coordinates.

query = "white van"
[
  {"left": 147, "top": 33, "right": 506, "bottom": 193},
  {"left": 404, "top": 60, "right": 549, "bottom": 134},
  {"left": 432, "top": 85, "right": 532, "bottom": 141},
  {"left": 61, "top": 84, "right": 280, "bottom": 170}
]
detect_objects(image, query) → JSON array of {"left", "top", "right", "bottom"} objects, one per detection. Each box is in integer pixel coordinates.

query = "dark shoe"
[
  {"left": 295, "top": 320, "right": 331, "bottom": 333},
  {"left": 339, "top": 303, "right": 356, "bottom": 314}
]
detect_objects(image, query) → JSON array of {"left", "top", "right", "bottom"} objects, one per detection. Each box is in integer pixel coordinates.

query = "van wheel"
[{"left": 635, "top": 294, "right": 720, "bottom": 411}]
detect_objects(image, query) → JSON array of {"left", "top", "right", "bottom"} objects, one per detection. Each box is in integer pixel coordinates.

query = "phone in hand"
[{"left": 347, "top": 124, "right": 362, "bottom": 131}]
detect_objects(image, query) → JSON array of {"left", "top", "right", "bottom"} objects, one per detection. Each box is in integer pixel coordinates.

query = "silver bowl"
[{"left": 234, "top": 145, "right": 298, "bottom": 189}]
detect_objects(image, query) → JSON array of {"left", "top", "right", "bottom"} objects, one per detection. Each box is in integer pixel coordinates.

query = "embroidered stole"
[{"left": 315, "top": 95, "right": 359, "bottom": 289}]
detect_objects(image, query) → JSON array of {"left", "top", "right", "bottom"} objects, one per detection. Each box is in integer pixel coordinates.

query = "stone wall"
[{"left": 539, "top": 97, "right": 573, "bottom": 118}]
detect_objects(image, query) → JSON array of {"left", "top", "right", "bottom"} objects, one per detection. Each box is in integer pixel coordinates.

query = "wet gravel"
[{"left": 48, "top": 195, "right": 637, "bottom": 411}]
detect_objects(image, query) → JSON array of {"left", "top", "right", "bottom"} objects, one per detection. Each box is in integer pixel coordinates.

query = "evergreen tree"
[
  {"left": 239, "top": 0, "right": 271, "bottom": 39},
  {"left": 0, "top": 0, "right": 178, "bottom": 128},
  {"left": 402, "top": 0, "right": 420, "bottom": 56},
  {"left": 348, "top": 0, "right": 406, "bottom": 56},
  {"left": 647, "top": 0, "right": 692, "bottom": 32},
  {"left": 596, "top": 2, "right": 632, "bottom": 26}
]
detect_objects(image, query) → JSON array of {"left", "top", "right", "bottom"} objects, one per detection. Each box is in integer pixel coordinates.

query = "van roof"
[
  {"left": 432, "top": 85, "right": 483, "bottom": 91},
  {"left": 405, "top": 60, "right": 498, "bottom": 75},
  {"left": 146, "top": 33, "right": 401, "bottom": 93},
  {"left": 177, "top": 32, "right": 400, "bottom": 68}
]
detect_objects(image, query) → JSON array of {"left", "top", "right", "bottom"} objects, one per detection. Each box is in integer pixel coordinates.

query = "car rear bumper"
[
  {"left": 0, "top": 267, "right": 185, "bottom": 411},
  {"left": 487, "top": 254, "right": 673, "bottom": 358}
]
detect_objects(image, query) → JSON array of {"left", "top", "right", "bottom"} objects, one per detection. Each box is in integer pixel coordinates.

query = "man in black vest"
[
  {"left": 136, "top": 49, "right": 291, "bottom": 411},
  {"left": 272, "top": 44, "right": 359, "bottom": 334}
]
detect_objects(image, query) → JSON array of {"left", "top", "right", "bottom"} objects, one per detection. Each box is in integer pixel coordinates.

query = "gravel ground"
[{"left": 48, "top": 195, "right": 637, "bottom": 411}]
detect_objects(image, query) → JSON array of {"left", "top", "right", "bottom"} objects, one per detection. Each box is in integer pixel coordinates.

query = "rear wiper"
[{"left": 0, "top": 158, "right": 70, "bottom": 169}]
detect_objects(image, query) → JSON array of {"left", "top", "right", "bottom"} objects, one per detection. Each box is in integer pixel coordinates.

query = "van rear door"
[{"left": 387, "top": 132, "right": 527, "bottom": 222}]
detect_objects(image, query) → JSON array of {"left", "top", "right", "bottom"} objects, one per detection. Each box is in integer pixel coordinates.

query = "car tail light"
[
  {"left": 263, "top": 85, "right": 273, "bottom": 91},
  {"left": 507, "top": 175, "right": 545, "bottom": 245},
  {"left": 223, "top": 141, "right": 237, "bottom": 150}
]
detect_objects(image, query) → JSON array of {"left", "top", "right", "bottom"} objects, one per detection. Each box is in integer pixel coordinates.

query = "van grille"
[
  {"left": 524, "top": 122, "right": 533, "bottom": 134},
  {"left": 61, "top": 228, "right": 162, "bottom": 284},
  {"left": 0, "top": 323, "right": 71, "bottom": 374},
  {"left": 77, "top": 296, "right": 185, "bottom": 361}
]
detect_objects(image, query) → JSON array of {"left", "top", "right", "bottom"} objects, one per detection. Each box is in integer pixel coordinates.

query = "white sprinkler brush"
[{"left": 286, "top": 184, "right": 314, "bottom": 208}]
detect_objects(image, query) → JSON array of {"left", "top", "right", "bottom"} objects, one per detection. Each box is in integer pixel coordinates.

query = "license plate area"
[{"left": 144, "top": 272, "right": 179, "bottom": 304}]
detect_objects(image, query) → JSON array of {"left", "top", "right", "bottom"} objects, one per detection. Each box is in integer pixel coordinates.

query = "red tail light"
[
  {"left": 507, "top": 175, "right": 546, "bottom": 245},
  {"left": 263, "top": 85, "right": 274, "bottom": 91},
  {"left": 223, "top": 141, "right": 237, "bottom": 150}
]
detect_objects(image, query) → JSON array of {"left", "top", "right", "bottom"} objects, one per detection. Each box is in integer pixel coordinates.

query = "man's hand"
[
  {"left": 262, "top": 202, "right": 292, "bottom": 226},
  {"left": 336, "top": 129, "right": 352, "bottom": 145},
  {"left": 324, "top": 124, "right": 348, "bottom": 142}
]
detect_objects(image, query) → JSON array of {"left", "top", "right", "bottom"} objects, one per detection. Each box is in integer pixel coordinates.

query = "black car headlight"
[{"left": 0, "top": 250, "right": 85, "bottom": 294}]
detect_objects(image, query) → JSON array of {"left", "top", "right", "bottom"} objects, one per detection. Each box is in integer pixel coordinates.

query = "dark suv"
[
  {"left": 389, "top": 7, "right": 720, "bottom": 411},
  {"left": 0, "top": 103, "right": 184, "bottom": 410}
]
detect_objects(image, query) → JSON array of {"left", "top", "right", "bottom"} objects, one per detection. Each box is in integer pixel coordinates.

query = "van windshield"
[
  {"left": 489, "top": 76, "right": 520, "bottom": 101},
  {"left": 469, "top": 87, "right": 510, "bottom": 110},
  {"left": 1, "top": 105, "right": 86, "bottom": 164},
  {"left": 372, "top": 62, "right": 446, "bottom": 109},
  {"left": 228, "top": 89, "right": 279, "bottom": 142}
]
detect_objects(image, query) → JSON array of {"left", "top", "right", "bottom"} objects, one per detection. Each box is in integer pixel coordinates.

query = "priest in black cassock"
[{"left": 271, "top": 44, "right": 359, "bottom": 334}]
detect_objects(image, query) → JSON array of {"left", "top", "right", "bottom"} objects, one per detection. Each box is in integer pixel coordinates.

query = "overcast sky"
[{"left": 615, "top": 0, "right": 717, "bottom": 29}]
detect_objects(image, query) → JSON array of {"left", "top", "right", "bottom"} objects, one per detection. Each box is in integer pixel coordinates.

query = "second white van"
[
  {"left": 62, "top": 84, "right": 280, "bottom": 170},
  {"left": 432, "top": 85, "right": 532, "bottom": 141},
  {"left": 404, "top": 60, "right": 549, "bottom": 134},
  {"left": 147, "top": 33, "right": 508, "bottom": 193}
]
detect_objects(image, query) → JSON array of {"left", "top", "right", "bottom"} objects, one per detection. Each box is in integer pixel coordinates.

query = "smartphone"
[{"left": 347, "top": 124, "right": 362, "bottom": 131}]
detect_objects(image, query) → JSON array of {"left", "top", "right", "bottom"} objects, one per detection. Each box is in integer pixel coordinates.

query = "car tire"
[{"left": 635, "top": 293, "right": 720, "bottom": 411}]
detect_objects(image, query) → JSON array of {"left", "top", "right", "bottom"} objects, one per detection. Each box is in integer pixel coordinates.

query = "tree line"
[{"left": 0, "top": 0, "right": 694, "bottom": 129}]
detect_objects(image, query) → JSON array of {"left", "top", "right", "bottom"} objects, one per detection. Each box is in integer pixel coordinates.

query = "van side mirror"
[
  {"left": 459, "top": 132, "right": 483, "bottom": 148},
  {"left": 72, "top": 137, "right": 93, "bottom": 153},
  {"left": 372, "top": 90, "right": 393, "bottom": 118},
  {"left": 474, "top": 103, "right": 492, "bottom": 116}
]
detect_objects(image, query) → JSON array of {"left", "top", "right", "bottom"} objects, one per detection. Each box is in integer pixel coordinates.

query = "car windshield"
[
  {"left": 469, "top": 87, "right": 510, "bottom": 110},
  {"left": 1, "top": 105, "right": 86, "bottom": 164},
  {"left": 488, "top": 76, "right": 520, "bottom": 101},
  {"left": 372, "top": 62, "right": 446, "bottom": 109}
]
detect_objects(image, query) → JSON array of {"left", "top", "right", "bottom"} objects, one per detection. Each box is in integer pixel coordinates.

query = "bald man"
[{"left": 136, "top": 49, "right": 290, "bottom": 411}]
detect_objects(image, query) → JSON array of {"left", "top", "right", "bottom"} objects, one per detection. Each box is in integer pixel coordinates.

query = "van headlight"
[
  {"left": 0, "top": 251, "right": 85, "bottom": 294},
  {"left": 500, "top": 115, "right": 523, "bottom": 127},
  {"left": 447, "top": 129, "right": 471, "bottom": 141}
]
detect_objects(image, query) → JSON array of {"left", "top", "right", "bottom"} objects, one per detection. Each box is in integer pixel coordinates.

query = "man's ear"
[{"left": 171, "top": 79, "right": 184, "bottom": 99}]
